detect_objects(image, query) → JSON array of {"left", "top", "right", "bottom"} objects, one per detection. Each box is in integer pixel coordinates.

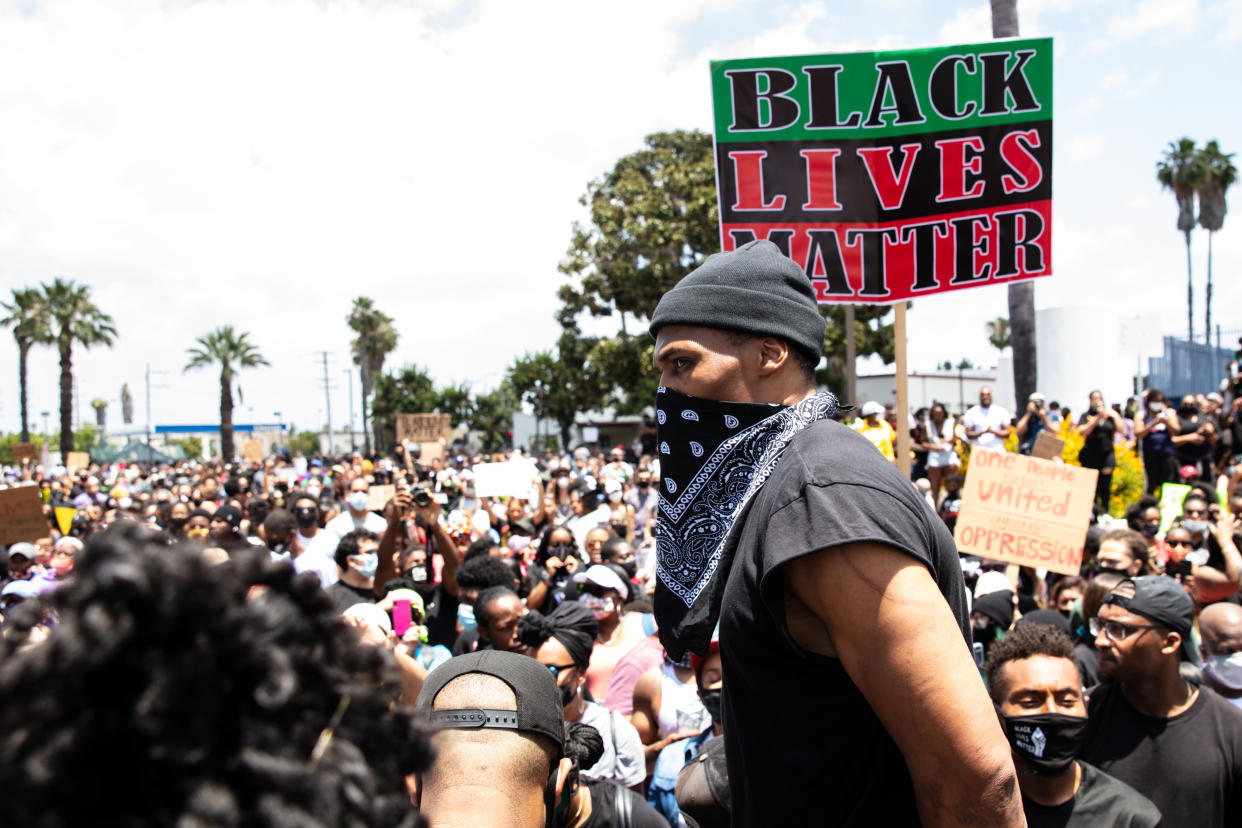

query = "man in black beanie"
[{"left": 648, "top": 240, "right": 1021, "bottom": 826}]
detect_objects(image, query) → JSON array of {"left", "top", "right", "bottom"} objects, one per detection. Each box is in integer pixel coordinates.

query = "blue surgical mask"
[
  {"left": 1184, "top": 519, "right": 1208, "bottom": 535},
  {"left": 457, "top": 602, "right": 477, "bottom": 632},
  {"left": 350, "top": 552, "right": 378, "bottom": 579},
  {"left": 461, "top": 498, "right": 477, "bottom": 512},
  {"left": 348, "top": 492, "right": 370, "bottom": 512}
]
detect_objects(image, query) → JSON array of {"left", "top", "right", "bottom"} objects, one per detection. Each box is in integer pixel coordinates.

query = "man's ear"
[
  {"left": 1162, "top": 631, "right": 1183, "bottom": 657},
  {"left": 756, "top": 337, "right": 791, "bottom": 376}
]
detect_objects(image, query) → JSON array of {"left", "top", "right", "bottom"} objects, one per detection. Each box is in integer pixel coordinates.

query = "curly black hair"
[
  {"left": 983, "top": 621, "right": 1078, "bottom": 702},
  {"left": 0, "top": 522, "right": 433, "bottom": 827},
  {"left": 455, "top": 555, "right": 519, "bottom": 595}
]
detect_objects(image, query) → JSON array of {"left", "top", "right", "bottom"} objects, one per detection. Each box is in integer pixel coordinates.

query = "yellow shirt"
[{"left": 854, "top": 419, "right": 896, "bottom": 462}]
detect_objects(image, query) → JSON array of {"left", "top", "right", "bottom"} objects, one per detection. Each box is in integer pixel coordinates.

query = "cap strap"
[{"left": 430, "top": 708, "right": 521, "bottom": 731}]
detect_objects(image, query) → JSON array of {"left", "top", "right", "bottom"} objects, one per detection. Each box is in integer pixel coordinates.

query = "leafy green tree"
[
  {"left": 985, "top": 317, "right": 1011, "bottom": 352},
  {"left": 348, "top": 297, "right": 399, "bottom": 455},
  {"left": 289, "top": 431, "right": 320, "bottom": 457},
  {"left": 0, "top": 432, "right": 46, "bottom": 464},
  {"left": 42, "top": 279, "right": 116, "bottom": 455},
  {"left": 371, "top": 365, "right": 439, "bottom": 448},
  {"left": 817, "top": 305, "right": 896, "bottom": 396},
  {"left": 166, "top": 436, "right": 203, "bottom": 459},
  {"left": 1, "top": 287, "right": 52, "bottom": 442},
  {"left": 1157, "top": 137, "right": 1204, "bottom": 342},
  {"left": 1196, "top": 140, "right": 1236, "bottom": 341},
  {"left": 505, "top": 328, "right": 607, "bottom": 450},
  {"left": 184, "top": 326, "right": 269, "bottom": 460},
  {"left": 472, "top": 386, "right": 517, "bottom": 452}
]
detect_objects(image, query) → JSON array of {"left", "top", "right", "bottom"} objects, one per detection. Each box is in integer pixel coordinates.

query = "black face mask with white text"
[{"left": 1000, "top": 711, "right": 1087, "bottom": 775}]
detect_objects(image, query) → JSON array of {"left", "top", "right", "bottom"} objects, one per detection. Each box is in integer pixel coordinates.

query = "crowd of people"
[{"left": 4, "top": 254, "right": 1242, "bottom": 825}]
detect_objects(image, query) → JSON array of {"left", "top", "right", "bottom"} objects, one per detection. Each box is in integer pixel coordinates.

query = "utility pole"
[
  {"left": 344, "top": 368, "right": 356, "bottom": 452},
  {"left": 146, "top": 363, "right": 153, "bottom": 459},
  {"left": 318, "top": 352, "right": 334, "bottom": 456}
]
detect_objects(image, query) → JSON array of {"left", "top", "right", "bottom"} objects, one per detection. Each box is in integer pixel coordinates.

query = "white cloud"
[
  {"left": 1107, "top": 0, "right": 1199, "bottom": 41},
  {"left": 1065, "top": 133, "right": 1105, "bottom": 162}
]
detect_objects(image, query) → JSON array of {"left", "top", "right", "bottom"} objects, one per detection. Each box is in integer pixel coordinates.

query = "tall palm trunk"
[
  {"left": 992, "top": 0, "right": 1037, "bottom": 406},
  {"left": 1186, "top": 232, "right": 1194, "bottom": 342},
  {"left": 18, "top": 341, "right": 30, "bottom": 442},
  {"left": 220, "top": 367, "right": 235, "bottom": 460},
  {"left": 59, "top": 335, "right": 73, "bottom": 455},
  {"left": 1205, "top": 231, "right": 1214, "bottom": 344},
  {"left": 361, "top": 364, "right": 373, "bottom": 454}
]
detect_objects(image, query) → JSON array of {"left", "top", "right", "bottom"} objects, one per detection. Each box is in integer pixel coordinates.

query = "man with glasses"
[{"left": 1081, "top": 576, "right": 1242, "bottom": 826}]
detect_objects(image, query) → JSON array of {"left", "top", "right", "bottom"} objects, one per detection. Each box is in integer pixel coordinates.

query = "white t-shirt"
[
  {"left": 961, "top": 404, "right": 1012, "bottom": 448},
  {"left": 324, "top": 509, "right": 388, "bottom": 539},
  {"left": 579, "top": 701, "right": 646, "bottom": 788}
]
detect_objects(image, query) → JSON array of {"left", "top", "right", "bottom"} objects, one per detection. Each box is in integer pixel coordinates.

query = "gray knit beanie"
[{"left": 648, "top": 240, "right": 826, "bottom": 359}]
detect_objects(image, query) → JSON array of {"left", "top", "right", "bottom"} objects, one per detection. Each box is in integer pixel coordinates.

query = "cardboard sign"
[
  {"left": 1030, "top": 431, "right": 1064, "bottom": 461},
  {"left": 366, "top": 484, "right": 396, "bottom": 511},
  {"left": 711, "top": 38, "right": 1053, "bottom": 303},
  {"left": 12, "top": 442, "right": 38, "bottom": 465},
  {"left": 954, "top": 448, "right": 1096, "bottom": 575},
  {"left": 1158, "top": 483, "right": 1192, "bottom": 534},
  {"left": 242, "top": 438, "right": 264, "bottom": 464},
  {"left": 419, "top": 442, "right": 444, "bottom": 463},
  {"left": 472, "top": 459, "right": 539, "bottom": 500},
  {"left": 65, "top": 451, "right": 90, "bottom": 470},
  {"left": 396, "top": 413, "right": 452, "bottom": 444},
  {"left": 0, "top": 485, "right": 49, "bottom": 545}
]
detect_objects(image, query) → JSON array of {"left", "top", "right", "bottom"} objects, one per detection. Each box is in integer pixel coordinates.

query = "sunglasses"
[{"left": 1089, "top": 617, "right": 1162, "bottom": 643}]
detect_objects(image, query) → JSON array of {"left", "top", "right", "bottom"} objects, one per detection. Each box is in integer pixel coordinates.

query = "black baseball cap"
[
  {"left": 1104, "top": 576, "right": 1198, "bottom": 663},
  {"left": 213, "top": 505, "right": 243, "bottom": 529},
  {"left": 416, "top": 650, "right": 564, "bottom": 755}
]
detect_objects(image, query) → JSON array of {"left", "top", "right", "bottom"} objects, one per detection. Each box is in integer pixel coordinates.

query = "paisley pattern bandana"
[{"left": 653, "top": 385, "right": 840, "bottom": 659}]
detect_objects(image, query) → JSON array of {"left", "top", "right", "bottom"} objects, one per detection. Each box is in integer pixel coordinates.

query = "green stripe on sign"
[{"left": 711, "top": 37, "right": 1052, "bottom": 143}]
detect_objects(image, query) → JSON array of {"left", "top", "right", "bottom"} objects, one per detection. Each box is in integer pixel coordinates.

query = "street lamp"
[
  {"left": 40, "top": 410, "right": 50, "bottom": 439},
  {"left": 274, "top": 411, "right": 284, "bottom": 450}
]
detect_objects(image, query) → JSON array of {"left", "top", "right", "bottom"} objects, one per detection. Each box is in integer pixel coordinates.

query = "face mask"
[
  {"left": 117, "top": 497, "right": 132, "bottom": 510},
  {"left": 187, "top": 527, "right": 208, "bottom": 539},
  {"left": 608, "top": 490, "right": 623, "bottom": 504},
  {"left": 1183, "top": 519, "right": 1208, "bottom": 535},
  {"left": 406, "top": 564, "right": 429, "bottom": 584},
  {"left": 699, "top": 687, "right": 722, "bottom": 724},
  {"left": 350, "top": 552, "right": 378, "bottom": 579},
  {"left": 306, "top": 485, "right": 321, "bottom": 499},
  {"left": 619, "top": 559, "right": 637, "bottom": 580},
  {"left": 610, "top": 522, "right": 628, "bottom": 537},
  {"left": 637, "top": 480, "right": 650, "bottom": 489},
  {"left": 559, "top": 673, "right": 579, "bottom": 708},
  {"left": 461, "top": 498, "right": 477, "bottom": 512},
  {"left": 556, "top": 477, "right": 570, "bottom": 490},
  {"left": 52, "top": 557, "right": 74, "bottom": 577},
  {"left": 1149, "top": 402, "right": 1166, "bottom": 412},
  {"left": 295, "top": 510, "right": 318, "bottom": 530},
  {"left": 348, "top": 492, "right": 370, "bottom": 512},
  {"left": 1096, "top": 565, "right": 1129, "bottom": 579},
  {"left": 457, "top": 602, "right": 477, "bottom": 632},
  {"left": 167, "top": 517, "right": 187, "bottom": 531},
  {"left": 1141, "top": 521, "right": 1161, "bottom": 537},
  {"left": 1000, "top": 712, "right": 1087, "bottom": 775},
  {"left": 1204, "top": 652, "right": 1242, "bottom": 692}
]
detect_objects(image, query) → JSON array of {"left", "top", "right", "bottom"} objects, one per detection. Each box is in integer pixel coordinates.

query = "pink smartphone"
[{"left": 392, "top": 600, "right": 413, "bottom": 638}]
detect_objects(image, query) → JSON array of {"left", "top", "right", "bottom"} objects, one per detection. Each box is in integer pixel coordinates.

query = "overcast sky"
[{"left": 1, "top": 0, "right": 1239, "bottom": 437}]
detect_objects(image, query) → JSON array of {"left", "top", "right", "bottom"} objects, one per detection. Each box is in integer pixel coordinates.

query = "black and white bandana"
[{"left": 653, "top": 385, "right": 840, "bottom": 659}]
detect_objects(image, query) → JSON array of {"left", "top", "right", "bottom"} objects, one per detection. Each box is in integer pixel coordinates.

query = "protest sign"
[
  {"left": 954, "top": 448, "right": 1096, "bottom": 575},
  {"left": 0, "top": 485, "right": 48, "bottom": 545},
  {"left": 581, "top": 426, "right": 600, "bottom": 444},
  {"left": 472, "top": 459, "right": 539, "bottom": 500},
  {"left": 710, "top": 38, "right": 1053, "bottom": 304},
  {"left": 242, "top": 439, "right": 264, "bottom": 464},
  {"left": 367, "top": 484, "right": 396, "bottom": 511},
  {"left": 419, "top": 442, "right": 444, "bottom": 463},
  {"left": 1158, "top": 483, "right": 1192, "bottom": 534},
  {"left": 396, "top": 414, "right": 452, "bottom": 444},
  {"left": 55, "top": 506, "right": 76, "bottom": 536},
  {"left": 1030, "top": 431, "right": 1064, "bottom": 461},
  {"left": 12, "top": 443, "right": 38, "bottom": 465},
  {"left": 65, "top": 451, "right": 90, "bottom": 470}
]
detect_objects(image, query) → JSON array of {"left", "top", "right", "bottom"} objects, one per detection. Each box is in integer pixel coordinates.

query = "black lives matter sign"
[{"left": 710, "top": 39, "right": 1052, "bottom": 303}]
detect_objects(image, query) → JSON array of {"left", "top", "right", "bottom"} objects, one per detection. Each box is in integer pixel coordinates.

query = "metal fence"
[{"left": 1146, "top": 334, "right": 1238, "bottom": 398}]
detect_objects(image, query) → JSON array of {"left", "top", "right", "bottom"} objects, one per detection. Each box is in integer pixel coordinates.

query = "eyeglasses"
[
  {"left": 1184, "top": 508, "right": 1208, "bottom": 517},
  {"left": 544, "top": 663, "right": 576, "bottom": 678},
  {"left": 1089, "top": 617, "right": 1162, "bottom": 643},
  {"left": 1168, "top": 540, "right": 1193, "bottom": 548}
]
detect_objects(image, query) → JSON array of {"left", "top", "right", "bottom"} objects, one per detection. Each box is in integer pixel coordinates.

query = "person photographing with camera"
[
  {"left": 1076, "top": 391, "right": 1127, "bottom": 513},
  {"left": 1016, "top": 393, "right": 1056, "bottom": 456}
]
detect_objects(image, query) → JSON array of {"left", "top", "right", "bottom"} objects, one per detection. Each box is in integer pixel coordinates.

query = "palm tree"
[
  {"left": 985, "top": 317, "right": 1011, "bottom": 353},
  {"left": 991, "top": 0, "right": 1038, "bottom": 408},
  {"left": 42, "top": 279, "right": 116, "bottom": 455},
  {"left": 1197, "top": 140, "right": 1237, "bottom": 343},
  {"left": 1156, "top": 137, "right": 1203, "bottom": 342},
  {"left": 184, "top": 326, "right": 269, "bottom": 460},
  {"left": 348, "top": 297, "right": 399, "bottom": 453},
  {"left": 0, "top": 288, "right": 52, "bottom": 442}
]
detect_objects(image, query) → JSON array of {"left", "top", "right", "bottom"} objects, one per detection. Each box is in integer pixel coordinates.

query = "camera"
[{"left": 412, "top": 487, "right": 432, "bottom": 507}]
